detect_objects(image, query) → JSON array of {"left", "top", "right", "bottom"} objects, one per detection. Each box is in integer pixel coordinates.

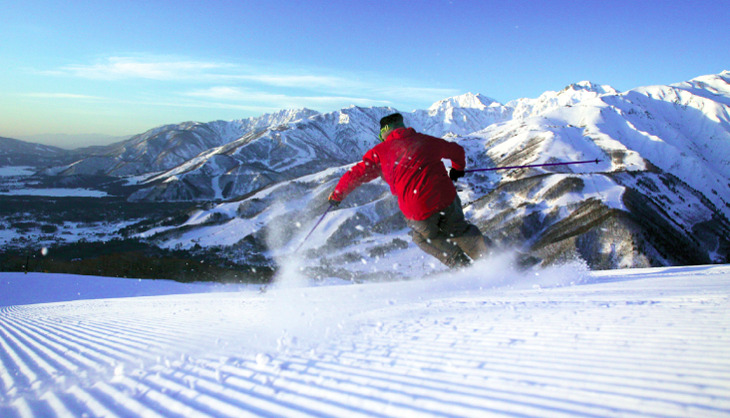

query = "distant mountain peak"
[
  {"left": 227, "top": 108, "right": 319, "bottom": 126},
  {"left": 428, "top": 93, "right": 501, "bottom": 113},
  {"left": 560, "top": 81, "right": 619, "bottom": 96},
  {"left": 686, "top": 70, "right": 730, "bottom": 87}
]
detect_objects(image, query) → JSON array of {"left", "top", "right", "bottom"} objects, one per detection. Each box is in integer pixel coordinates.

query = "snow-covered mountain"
[
  {"left": 126, "top": 106, "right": 395, "bottom": 201},
  {"left": 464, "top": 71, "right": 730, "bottom": 269},
  {"left": 506, "top": 80, "right": 620, "bottom": 119},
  {"left": 46, "top": 108, "right": 320, "bottom": 178},
  {"left": 40, "top": 94, "right": 512, "bottom": 202},
  {"left": 4, "top": 71, "right": 729, "bottom": 273},
  {"left": 409, "top": 92, "right": 513, "bottom": 137}
]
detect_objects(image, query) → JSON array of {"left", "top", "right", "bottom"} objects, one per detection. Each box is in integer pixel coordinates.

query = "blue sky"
[{"left": 1, "top": 0, "right": 728, "bottom": 147}]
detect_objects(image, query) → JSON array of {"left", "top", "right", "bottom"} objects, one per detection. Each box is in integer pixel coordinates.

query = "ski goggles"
[{"left": 378, "top": 126, "right": 389, "bottom": 142}]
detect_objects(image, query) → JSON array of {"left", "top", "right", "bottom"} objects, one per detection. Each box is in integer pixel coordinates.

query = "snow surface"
[
  {"left": 0, "top": 167, "right": 35, "bottom": 177},
  {"left": 0, "top": 188, "right": 108, "bottom": 197},
  {"left": 0, "top": 166, "right": 108, "bottom": 197},
  {"left": 2, "top": 259, "right": 729, "bottom": 417}
]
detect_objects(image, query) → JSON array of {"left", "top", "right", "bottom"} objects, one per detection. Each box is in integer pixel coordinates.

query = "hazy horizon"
[{"left": 12, "top": 132, "right": 133, "bottom": 149}]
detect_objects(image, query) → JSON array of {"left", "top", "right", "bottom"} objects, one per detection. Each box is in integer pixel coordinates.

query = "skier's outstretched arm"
[{"left": 329, "top": 150, "right": 381, "bottom": 204}]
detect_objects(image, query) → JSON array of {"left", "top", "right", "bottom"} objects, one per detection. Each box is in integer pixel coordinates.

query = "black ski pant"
[{"left": 406, "top": 195, "right": 492, "bottom": 268}]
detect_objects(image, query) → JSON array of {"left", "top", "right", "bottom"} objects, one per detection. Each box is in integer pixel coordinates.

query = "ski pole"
[
  {"left": 295, "top": 203, "right": 334, "bottom": 252},
  {"left": 465, "top": 158, "right": 600, "bottom": 173}
]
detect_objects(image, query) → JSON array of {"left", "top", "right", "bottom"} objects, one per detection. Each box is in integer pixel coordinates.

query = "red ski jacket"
[{"left": 331, "top": 127, "right": 466, "bottom": 221}]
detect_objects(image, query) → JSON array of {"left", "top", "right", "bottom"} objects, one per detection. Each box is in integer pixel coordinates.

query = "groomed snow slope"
[{"left": 1, "top": 262, "right": 729, "bottom": 417}]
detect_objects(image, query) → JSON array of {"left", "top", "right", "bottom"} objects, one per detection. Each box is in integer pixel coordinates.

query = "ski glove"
[
  {"left": 449, "top": 168, "right": 465, "bottom": 182},
  {"left": 328, "top": 191, "right": 342, "bottom": 207}
]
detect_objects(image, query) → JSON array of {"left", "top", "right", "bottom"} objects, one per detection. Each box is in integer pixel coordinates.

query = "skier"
[{"left": 328, "top": 113, "right": 492, "bottom": 268}]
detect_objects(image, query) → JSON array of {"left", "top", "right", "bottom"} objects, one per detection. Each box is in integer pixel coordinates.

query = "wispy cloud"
[
  {"left": 55, "top": 56, "right": 230, "bottom": 80},
  {"left": 50, "top": 56, "right": 344, "bottom": 86},
  {"left": 23, "top": 92, "right": 105, "bottom": 100},
  {"left": 40, "top": 55, "right": 462, "bottom": 113},
  {"left": 185, "top": 86, "right": 390, "bottom": 107},
  {"left": 230, "top": 74, "right": 351, "bottom": 89}
]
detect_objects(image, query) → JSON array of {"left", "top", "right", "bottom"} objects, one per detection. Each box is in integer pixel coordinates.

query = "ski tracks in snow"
[{"left": 1, "top": 265, "right": 730, "bottom": 417}]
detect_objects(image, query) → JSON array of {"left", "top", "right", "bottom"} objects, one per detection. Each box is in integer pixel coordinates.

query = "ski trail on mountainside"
[{"left": 1, "top": 265, "right": 729, "bottom": 416}]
